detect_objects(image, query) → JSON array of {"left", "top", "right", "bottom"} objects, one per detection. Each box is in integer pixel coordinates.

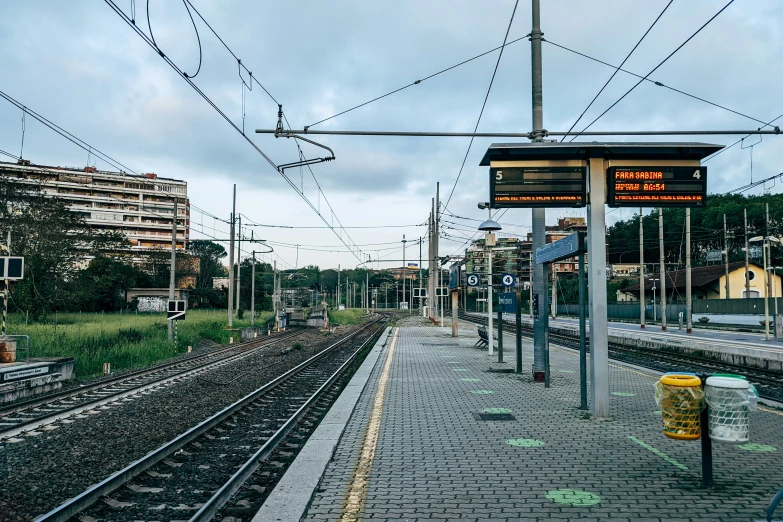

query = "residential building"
[
  {"left": 1, "top": 160, "right": 188, "bottom": 251},
  {"left": 618, "top": 262, "right": 782, "bottom": 302}
]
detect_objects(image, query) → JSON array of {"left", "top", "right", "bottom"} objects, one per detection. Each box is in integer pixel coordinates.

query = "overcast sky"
[{"left": 1, "top": 0, "right": 781, "bottom": 270}]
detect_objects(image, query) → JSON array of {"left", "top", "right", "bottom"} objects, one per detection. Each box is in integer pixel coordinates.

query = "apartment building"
[{"left": 1, "top": 160, "right": 188, "bottom": 250}]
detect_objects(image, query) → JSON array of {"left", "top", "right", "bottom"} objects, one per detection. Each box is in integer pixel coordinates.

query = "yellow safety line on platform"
[
  {"left": 759, "top": 405, "right": 783, "bottom": 417},
  {"left": 339, "top": 327, "right": 399, "bottom": 522}
]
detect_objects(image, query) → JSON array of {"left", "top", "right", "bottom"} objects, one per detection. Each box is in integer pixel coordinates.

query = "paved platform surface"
[{"left": 302, "top": 317, "right": 783, "bottom": 521}]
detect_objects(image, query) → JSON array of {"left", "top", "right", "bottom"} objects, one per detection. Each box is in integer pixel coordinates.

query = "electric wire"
[
  {"left": 561, "top": 0, "right": 674, "bottom": 142},
  {"left": 544, "top": 39, "right": 769, "bottom": 130},
  {"left": 0, "top": 149, "right": 19, "bottom": 160},
  {"left": 703, "top": 112, "right": 783, "bottom": 163},
  {"left": 0, "top": 89, "right": 138, "bottom": 174},
  {"left": 307, "top": 33, "right": 531, "bottom": 129},
  {"left": 104, "top": 0, "right": 368, "bottom": 263},
  {"left": 146, "top": 0, "right": 203, "bottom": 78},
  {"left": 568, "top": 0, "right": 736, "bottom": 142},
  {"left": 442, "top": 0, "right": 520, "bottom": 214}
]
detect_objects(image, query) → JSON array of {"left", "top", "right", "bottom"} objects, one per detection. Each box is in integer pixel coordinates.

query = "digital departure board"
[
  {"left": 606, "top": 166, "right": 707, "bottom": 208},
  {"left": 490, "top": 166, "right": 587, "bottom": 208}
]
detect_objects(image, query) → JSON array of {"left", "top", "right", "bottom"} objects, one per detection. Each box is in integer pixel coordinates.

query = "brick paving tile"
[{"left": 302, "top": 318, "right": 783, "bottom": 521}]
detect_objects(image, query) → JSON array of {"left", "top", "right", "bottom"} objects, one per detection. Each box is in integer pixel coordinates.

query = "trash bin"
[
  {"left": 704, "top": 375, "right": 757, "bottom": 442},
  {"left": 655, "top": 374, "right": 704, "bottom": 440}
]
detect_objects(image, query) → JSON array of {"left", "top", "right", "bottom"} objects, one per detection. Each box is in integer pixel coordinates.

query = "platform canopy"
[{"left": 479, "top": 141, "right": 723, "bottom": 165}]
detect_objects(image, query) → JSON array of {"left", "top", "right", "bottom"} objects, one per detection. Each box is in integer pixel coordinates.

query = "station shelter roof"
[{"left": 479, "top": 142, "right": 724, "bottom": 166}]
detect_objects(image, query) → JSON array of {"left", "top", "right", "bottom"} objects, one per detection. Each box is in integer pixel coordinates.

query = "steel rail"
[
  {"left": 457, "top": 311, "right": 783, "bottom": 392},
  {"left": 1, "top": 331, "right": 306, "bottom": 439},
  {"left": 1, "top": 329, "right": 300, "bottom": 417},
  {"left": 33, "top": 318, "right": 385, "bottom": 522},
  {"left": 191, "top": 321, "right": 386, "bottom": 521}
]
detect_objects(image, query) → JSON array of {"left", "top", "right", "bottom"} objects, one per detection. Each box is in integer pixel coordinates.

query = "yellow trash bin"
[{"left": 655, "top": 374, "right": 704, "bottom": 440}]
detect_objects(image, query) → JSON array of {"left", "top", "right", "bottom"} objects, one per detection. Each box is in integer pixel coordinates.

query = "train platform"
[{"left": 256, "top": 317, "right": 783, "bottom": 522}]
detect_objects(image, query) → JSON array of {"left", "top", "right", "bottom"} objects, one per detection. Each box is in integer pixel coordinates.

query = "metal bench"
[{"left": 475, "top": 326, "right": 494, "bottom": 348}]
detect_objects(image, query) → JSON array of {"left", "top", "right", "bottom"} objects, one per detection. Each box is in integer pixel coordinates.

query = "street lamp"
[
  {"left": 750, "top": 235, "right": 780, "bottom": 340},
  {"left": 478, "top": 202, "right": 501, "bottom": 356},
  {"left": 649, "top": 278, "right": 660, "bottom": 323}
]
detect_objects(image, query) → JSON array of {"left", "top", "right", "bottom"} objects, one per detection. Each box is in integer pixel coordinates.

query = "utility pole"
[
  {"left": 435, "top": 182, "right": 440, "bottom": 318},
  {"left": 767, "top": 202, "right": 773, "bottom": 302},
  {"left": 724, "top": 214, "right": 730, "bottom": 299},
  {"left": 235, "top": 215, "right": 242, "bottom": 313},
  {"left": 2, "top": 231, "right": 10, "bottom": 337},
  {"left": 402, "top": 235, "right": 407, "bottom": 310},
  {"left": 251, "top": 251, "right": 256, "bottom": 326},
  {"left": 337, "top": 264, "right": 341, "bottom": 308},
  {"left": 430, "top": 200, "right": 435, "bottom": 319},
  {"left": 551, "top": 269, "right": 557, "bottom": 319},
  {"left": 228, "top": 185, "right": 236, "bottom": 327},
  {"left": 419, "top": 237, "right": 423, "bottom": 315},
  {"left": 639, "top": 209, "right": 645, "bottom": 328},
  {"left": 168, "top": 197, "right": 177, "bottom": 342},
  {"left": 659, "top": 208, "right": 667, "bottom": 330},
  {"left": 530, "top": 0, "right": 549, "bottom": 386},
  {"left": 745, "top": 208, "right": 751, "bottom": 298},
  {"left": 686, "top": 208, "right": 692, "bottom": 333}
]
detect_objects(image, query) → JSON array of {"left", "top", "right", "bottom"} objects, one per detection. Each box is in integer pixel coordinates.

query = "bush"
[
  {"left": 237, "top": 308, "right": 245, "bottom": 319},
  {"left": 292, "top": 342, "right": 303, "bottom": 351}
]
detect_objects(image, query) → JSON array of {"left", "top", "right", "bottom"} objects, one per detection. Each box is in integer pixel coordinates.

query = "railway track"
[
  {"left": 0, "top": 329, "right": 305, "bottom": 439},
  {"left": 34, "top": 315, "right": 388, "bottom": 522},
  {"left": 457, "top": 311, "right": 783, "bottom": 400}
]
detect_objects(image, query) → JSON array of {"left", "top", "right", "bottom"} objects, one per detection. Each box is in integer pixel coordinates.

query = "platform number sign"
[
  {"left": 466, "top": 274, "right": 480, "bottom": 287},
  {"left": 168, "top": 300, "right": 186, "bottom": 321},
  {"left": 501, "top": 273, "right": 515, "bottom": 287},
  {"left": 0, "top": 257, "right": 24, "bottom": 280}
]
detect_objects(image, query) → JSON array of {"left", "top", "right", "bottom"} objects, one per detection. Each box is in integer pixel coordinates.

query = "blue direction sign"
[
  {"left": 498, "top": 292, "right": 516, "bottom": 313},
  {"left": 535, "top": 232, "right": 586, "bottom": 265},
  {"left": 501, "top": 273, "right": 515, "bottom": 287},
  {"left": 466, "top": 274, "right": 480, "bottom": 287}
]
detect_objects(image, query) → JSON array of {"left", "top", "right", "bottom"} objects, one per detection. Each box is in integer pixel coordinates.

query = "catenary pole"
[
  {"left": 419, "top": 237, "right": 423, "bottom": 315},
  {"left": 228, "top": 185, "right": 236, "bottom": 327},
  {"left": 435, "top": 182, "right": 440, "bottom": 318},
  {"left": 724, "top": 214, "right": 730, "bottom": 298},
  {"left": 745, "top": 208, "right": 750, "bottom": 298},
  {"left": 168, "top": 197, "right": 177, "bottom": 342},
  {"left": 640, "top": 209, "right": 645, "bottom": 328},
  {"left": 659, "top": 208, "right": 667, "bottom": 330},
  {"left": 402, "top": 235, "right": 407, "bottom": 311},
  {"left": 686, "top": 208, "right": 692, "bottom": 333},
  {"left": 235, "top": 215, "right": 241, "bottom": 313},
  {"left": 251, "top": 251, "right": 256, "bottom": 326},
  {"left": 531, "top": 0, "right": 549, "bottom": 385}
]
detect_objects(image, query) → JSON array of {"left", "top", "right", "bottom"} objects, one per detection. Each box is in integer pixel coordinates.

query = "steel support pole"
[
  {"left": 235, "top": 215, "right": 241, "bottom": 313},
  {"left": 579, "top": 251, "right": 587, "bottom": 410},
  {"left": 228, "top": 185, "right": 236, "bottom": 327},
  {"left": 763, "top": 236, "right": 770, "bottom": 341},
  {"left": 659, "top": 208, "right": 667, "bottom": 330},
  {"left": 488, "top": 247, "right": 494, "bottom": 356},
  {"left": 640, "top": 208, "right": 645, "bottom": 328},
  {"left": 168, "top": 197, "right": 177, "bottom": 342},
  {"left": 435, "top": 183, "right": 440, "bottom": 319},
  {"left": 419, "top": 237, "right": 423, "bottom": 315},
  {"left": 745, "top": 208, "right": 750, "bottom": 298},
  {"left": 515, "top": 290, "right": 522, "bottom": 373},
  {"left": 724, "top": 214, "right": 730, "bottom": 298},
  {"left": 251, "top": 251, "right": 256, "bottom": 327},
  {"left": 587, "top": 157, "right": 609, "bottom": 418},
  {"left": 530, "top": 0, "right": 548, "bottom": 384},
  {"left": 402, "top": 236, "right": 406, "bottom": 311},
  {"left": 686, "top": 208, "right": 692, "bottom": 333},
  {"left": 497, "top": 307, "right": 503, "bottom": 363},
  {"left": 452, "top": 291, "right": 458, "bottom": 337}
]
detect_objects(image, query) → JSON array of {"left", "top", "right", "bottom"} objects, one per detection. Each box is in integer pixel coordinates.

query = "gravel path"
[{"left": 0, "top": 324, "right": 364, "bottom": 522}]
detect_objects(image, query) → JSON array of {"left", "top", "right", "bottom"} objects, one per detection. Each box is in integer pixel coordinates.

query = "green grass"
[
  {"left": 6, "top": 309, "right": 273, "bottom": 379},
  {"left": 329, "top": 308, "right": 367, "bottom": 325}
]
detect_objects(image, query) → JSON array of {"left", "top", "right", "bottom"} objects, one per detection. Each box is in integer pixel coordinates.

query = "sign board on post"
[
  {"left": 435, "top": 287, "right": 448, "bottom": 297},
  {"left": 449, "top": 262, "right": 460, "bottom": 290},
  {"left": 606, "top": 166, "right": 707, "bottom": 207},
  {"left": 498, "top": 292, "right": 516, "bottom": 313},
  {"left": 466, "top": 274, "right": 481, "bottom": 287},
  {"left": 501, "top": 273, "right": 516, "bottom": 287},
  {"left": 167, "top": 300, "right": 186, "bottom": 320},
  {"left": 490, "top": 166, "right": 587, "bottom": 208},
  {"left": 413, "top": 288, "right": 428, "bottom": 298},
  {"left": 0, "top": 257, "right": 24, "bottom": 280},
  {"left": 535, "top": 232, "right": 586, "bottom": 265},
  {"left": 705, "top": 250, "right": 722, "bottom": 262}
]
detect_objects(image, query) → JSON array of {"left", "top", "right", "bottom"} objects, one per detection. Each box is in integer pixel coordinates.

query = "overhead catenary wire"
[
  {"left": 568, "top": 0, "right": 737, "bottom": 142},
  {"left": 543, "top": 40, "right": 770, "bottom": 130},
  {"left": 442, "top": 0, "right": 520, "bottom": 214},
  {"left": 561, "top": 0, "right": 674, "bottom": 142},
  {"left": 103, "top": 0, "right": 369, "bottom": 264}
]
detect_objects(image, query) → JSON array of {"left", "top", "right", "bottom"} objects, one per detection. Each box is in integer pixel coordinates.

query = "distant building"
[
  {"left": 618, "top": 262, "right": 782, "bottom": 301},
  {"left": 1, "top": 160, "right": 188, "bottom": 251},
  {"left": 525, "top": 217, "right": 589, "bottom": 276},
  {"left": 609, "top": 264, "right": 641, "bottom": 279}
]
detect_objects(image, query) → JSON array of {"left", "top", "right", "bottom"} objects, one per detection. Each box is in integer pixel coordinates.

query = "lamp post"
[{"left": 478, "top": 202, "right": 501, "bottom": 357}]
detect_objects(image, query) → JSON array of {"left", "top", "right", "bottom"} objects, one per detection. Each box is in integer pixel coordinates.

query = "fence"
[{"left": 558, "top": 297, "right": 781, "bottom": 323}]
